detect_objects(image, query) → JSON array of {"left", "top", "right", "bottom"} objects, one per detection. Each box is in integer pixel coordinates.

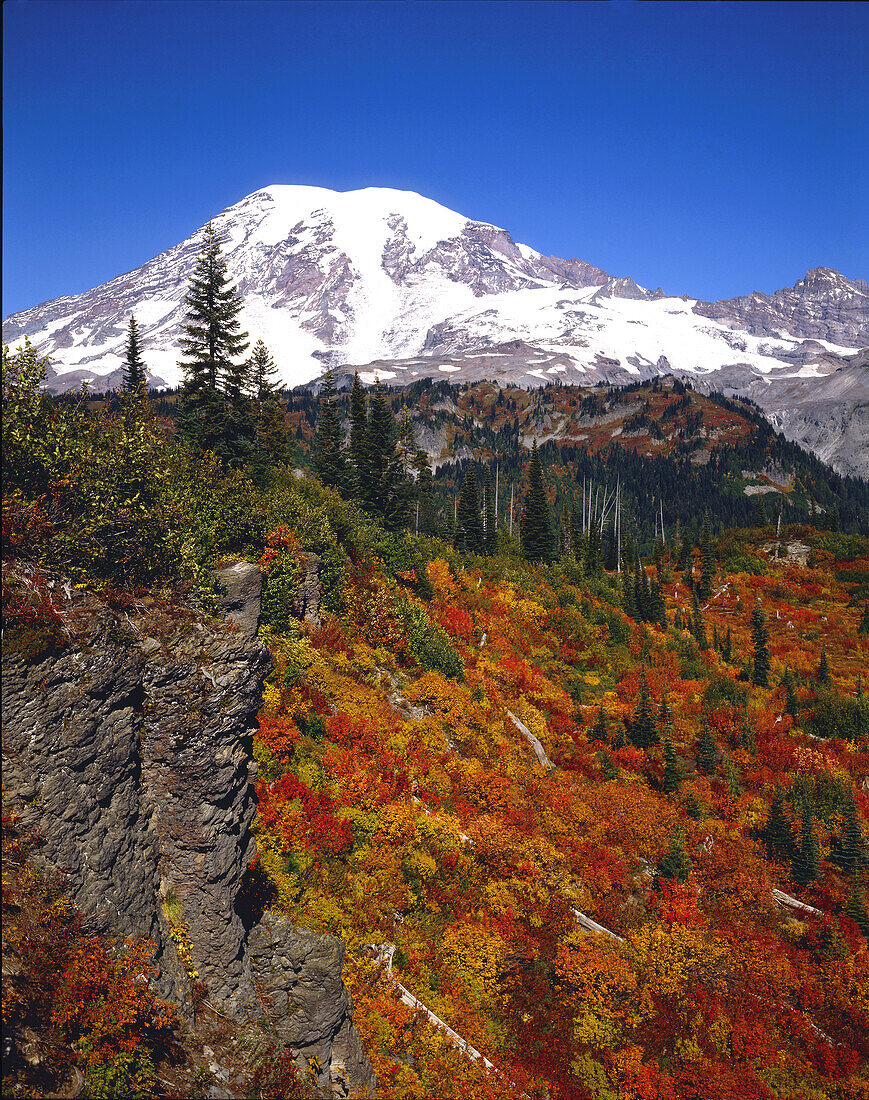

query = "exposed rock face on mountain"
[
  {"left": 1, "top": 565, "right": 375, "bottom": 1094},
  {"left": 694, "top": 267, "right": 869, "bottom": 346},
  {"left": 748, "top": 353, "right": 869, "bottom": 480},
  {"left": 3, "top": 184, "right": 866, "bottom": 476},
  {"left": 248, "top": 914, "right": 375, "bottom": 1096}
]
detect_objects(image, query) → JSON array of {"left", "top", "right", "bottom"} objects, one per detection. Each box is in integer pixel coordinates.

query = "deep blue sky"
[{"left": 3, "top": 0, "right": 867, "bottom": 317}]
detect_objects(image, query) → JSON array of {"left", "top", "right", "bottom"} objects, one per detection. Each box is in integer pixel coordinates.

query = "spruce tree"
[
  {"left": 724, "top": 755, "right": 743, "bottom": 801},
  {"left": 177, "top": 222, "right": 251, "bottom": 459},
  {"left": 691, "top": 589, "right": 708, "bottom": 650},
  {"left": 414, "top": 450, "right": 439, "bottom": 537},
  {"left": 831, "top": 791, "right": 869, "bottom": 875},
  {"left": 349, "top": 371, "right": 370, "bottom": 502},
  {"left": 845, "top": 875, "right": 869, "bottom": 939},
  {"left": 367, "top": 381, "right": 411, "bottom": 530},
  {"left": 312, "top": 370, "right": 350, "bottom": 493},
  {"left": 657, "top": 830, "right": 693, "bottom": 882},
  {"left": 629, "top": 671, "right": 659, "bottom": 749},
  {"left": 781, "top": 668, "right": 799, "bottom": 718},
  {"left": 121, "top": 314, "right": 147, "bottom": 393},
  {"left": 792, "top": 804, "right": 821, "bottom": 886},
  {"left": 520, "top": 442, "right": 557, "bottom": 563},
  {"left": 859, "top": 604, "right": 869, "bottom": 638},
  {"left": 248, "top": 338, "right": 280, "bottom": 400},
  {"left": 697, "top": 512, "right": 715, "bottom": 603},
  {"left": 455, "top": 470, "right": 484, "bottom": 554},
  {"left": 695, "top": 720, "right": 718, "bottom": 776},
  {"left": 751, "top": 606, "right": 770, "bottom": 687},
  {"left": 762, "top": 788, "right": 795, "bottom": 862}
]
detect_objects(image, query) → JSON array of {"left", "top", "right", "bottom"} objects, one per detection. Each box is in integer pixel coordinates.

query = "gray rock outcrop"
[
  {"left": 1, "top": 564, "right": 375, "bottom": 1093},
  {"left": 248, "top": 913, "right": 376, "bottom": 1096}
]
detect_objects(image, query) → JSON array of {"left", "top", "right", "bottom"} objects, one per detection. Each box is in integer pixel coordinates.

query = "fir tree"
[
  {"left": 697, "top": 511, "right": 715, "bottom": 603},
  {"left": 121, "top": 315, "right": 147, "bottom": 393},
  {"left": 831, "top": 791, "right": 869, "bottom": 875},
  {"left": 751, "top": 606, "right": 770, "bottom": 687},
  {"left": 248, "top": 339, "right": 280, "bottom": 400},
  {"left": 629, "top": 671, "right": 659, "bottom": 749},
  {"left": 662, "top": 736, "right": 682, "bottom": 795},
  {"left": 598, "top": 751, "right": 619, "bottom": 782},
  {"left": 724, "top": 755, "right": 743, "bottom": 801},
  {"left": 656, "top": 830, "right": 693, "bottom": 882},
  {"left": 592, "top": 707, "right": 609, "bottom": 743},
  {"left": 691, "top": 589, "right": 708, "bottom": 650},
  {"left": 349, "top": 372, "right": 370, "bottom": 502},
  {"left": 792, "top": 804, "right": 821, "bottom": 886},
  {"left": 859, "top": 604, "right": 869, "bottom": 638},
  {"left": 695, "top": 720, "right": 718, "bottom": 776},
  {"left": 455, "top": 470, "right": 484, "bottom": 554},
  {"left": 722, "top": 626, "right": 733, "bottom": 663},
  {"left": 312, "top": 370, "right": 350, "bottom": 492},
  {"left": 845, "top": 875, "right": 869, "bottom": 939},
  {"left": 177, "top": 222, "right": 252, "bottom": 461},
  {"left": 178, "top": 222, "right": 249, "bottom": 394},
  {"left": 761, "top": 787, "right": 793, "bottom": 864},
  {"left": 414, "top": 450, "right": 439, "bottom": 537},
  {"left": 367, "top": 381, "right": 412, "bottom": 530},
  {"left": 781, "top": 667, "right": 799, "bottom": 718},
  {"left": 520, "top": 442, "right": 557, "bottom": 563}
]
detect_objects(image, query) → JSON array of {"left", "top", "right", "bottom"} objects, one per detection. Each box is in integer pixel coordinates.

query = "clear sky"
[{"left": 3, "top": 0, "right": 867, "bottom": 317}]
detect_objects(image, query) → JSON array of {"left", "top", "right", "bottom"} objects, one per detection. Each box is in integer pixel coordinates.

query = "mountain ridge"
[{"left": 3, "top": 185, "right": 866, "bottom": 475}]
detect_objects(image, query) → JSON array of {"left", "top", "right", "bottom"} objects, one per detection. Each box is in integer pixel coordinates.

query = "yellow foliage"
[
  {"left": 442, "top": 920, "right": 508, "bottom": 1004},
  {"left": 628, "top": 922, "right": 729, "bottom": 1001}
]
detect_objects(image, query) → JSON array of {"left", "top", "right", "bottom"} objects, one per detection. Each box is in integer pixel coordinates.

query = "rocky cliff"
[{"left": 1, "top": 562, "right": 375, "bottom": 1096}]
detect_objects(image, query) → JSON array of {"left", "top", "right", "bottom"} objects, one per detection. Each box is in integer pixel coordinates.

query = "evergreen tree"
[
  {"left": 859, "top": 604, "right": 869, "bottom": 638},
  {"left": 691, "top": 589, "right": 708, "bottom": 650},
  {"left": 248, "top": 339, "right": 280, "bottom": 400},
  {"left": 367, "top": 381, "right": 412, "bottom": 530},
  {"left": 845, "top": 875, "right": 869, "bottom": 939},
  {"left": 792, "top": 804, "right": 821, "bottom": 886},
  {"left": 592, "top": 707, "right": 609, "bottom": 743},
  {"left": 598, "top": 751, "right": 619, "bottom": 782},
  {"left": 697, "top": 512, "right": 715, "bottom": 603},
  {"left": 831, "top": 791, "right": 869, "bottom": 875},
  {"left": 695, "top": 720, "right": 718, "bottom": 776},
  {"left": 656, "top": 830, "right": 693, "bottom": 882},
  {"left": 520, "top": 442, "right": 557, "bottom": 563},
  {"left": 762, "top": 788, "right": 795, "bottom": 861},
  {"left": 483, "top": 466, "right": 497, "bottom": 555},
  {"left": 177, "top": 222, "right": 252, "bottom": 461},
  {"left": 414, "top": 450, "right": 439, "bottom": 537},
  {"left": 455, "top": 470, "right": 484, "bottom": 554},
  {"left": 751, "top": 606, "right": 770, "bottom": 687},
  {"left": 121, "top": 315, "right": 147, "bottom": 393},
  {"left": 312, "top": 370, "right": 350, "bottom": 492},
  {"left": 781, "top": 667, "right": 799, "bottom": 718},
  {"left": 662, "top": 736, "right": 682, "bottom": 795},
  {"left": 349, "top": 372, "right": 371, "bottom": 502},
  {"left": 722, "top": 626, "right": 733, "bottom": 663},
  {"left": 629, "top": 671, "right": 659, "bottom": 749},
  {"left": 256, "top": 398, "right": 292, "bottom": 466}
]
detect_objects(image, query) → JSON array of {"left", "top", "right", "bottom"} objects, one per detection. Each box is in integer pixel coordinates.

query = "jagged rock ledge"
[{"left": 1, "top": 562, "right": 374, "bottom": 1096}]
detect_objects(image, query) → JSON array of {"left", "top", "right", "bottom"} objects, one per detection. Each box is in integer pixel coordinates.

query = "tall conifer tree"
[
  {"left": 455, "top": 470, "right": 484, "bottom": 554},
  {"left": 312, "top": 370, "right": 350, "bottom": 493},
  {"left": 751, "top": 606, "right": 771, "bottom": 687},
  {"left": 521, "top": 441, "right": 557, "bottom": 563},
  {"left": 121, "top": 315, "right": 147, "bottom": 393}
]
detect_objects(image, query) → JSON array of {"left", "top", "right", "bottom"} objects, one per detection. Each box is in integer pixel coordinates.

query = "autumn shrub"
[
  {"left": 259, "top": 526, "right": 302, "bottom": 632},
  {"left": 400, "top": 601, "right": 464, "bottom": 679}
]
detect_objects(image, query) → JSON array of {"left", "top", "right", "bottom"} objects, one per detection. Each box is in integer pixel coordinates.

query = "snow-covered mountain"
[{"left": 3, "top": 185, "right": 868, "bottom": 475}]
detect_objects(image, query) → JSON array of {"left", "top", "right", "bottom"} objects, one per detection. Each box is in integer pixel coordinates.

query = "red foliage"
[{"left": 257, "top": 772, "right": 353, "bottom": 856}]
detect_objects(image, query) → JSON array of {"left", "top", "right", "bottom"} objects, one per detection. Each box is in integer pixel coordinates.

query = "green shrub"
[{"left": 400, "top": 602, "right": 463, "bottom": 679}]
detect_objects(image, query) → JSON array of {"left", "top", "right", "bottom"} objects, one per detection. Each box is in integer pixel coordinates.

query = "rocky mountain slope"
[{"left": 3, "top": 185, "right": 866, "bottom": 475}]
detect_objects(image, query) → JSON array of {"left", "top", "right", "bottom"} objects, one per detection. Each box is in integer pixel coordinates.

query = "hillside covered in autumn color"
[{"left": 4, "top": 270, "right": 869, "bottom": 1098}]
